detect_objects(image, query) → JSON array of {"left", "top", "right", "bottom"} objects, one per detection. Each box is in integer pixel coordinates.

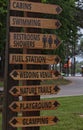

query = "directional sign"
[
  {"left": 9, "top": 100, "right": 60, "bottom": 112},
  {"left": 10, "top": 70, "right": 61, "bottom": 80},
  {"left": 10, "top": 0, "right": 62, "bottom": 15},
  {"left": 9, "top": 54, "right": 61, "bottom": 65},
  {"left": 9, "top": 116, "right": 59, "bottom": 127},
  {"left": 10, "top": 32, "right": 61, "bottom": 49},
  {"left": 9, "top": 85, "right": 60, "bottom": 96},
  {"left": 10, "top": 16, "right": 61, "bottom": 29}
]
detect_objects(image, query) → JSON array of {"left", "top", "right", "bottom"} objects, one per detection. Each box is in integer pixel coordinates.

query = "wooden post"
[
  {"left": 3, "top": 0, "right": 62, "bottom": 130},
  {"left": 22, "top": 0, "right": 41, "bottom": 130},
  {"left": 2, "top": 1, "right": 21, "bottom": 130}
]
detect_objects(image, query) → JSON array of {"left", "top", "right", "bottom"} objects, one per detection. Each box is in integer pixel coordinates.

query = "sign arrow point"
[
  {"left": 13, "top": 71, "right": 18, "bottom": 77},
  {"left": 56, "top": 6, "right": 62, "bottom": 14},
  {"left": 54, "top": 86, "right": 60, "bottom": 92},
  {"left": 9, "top": 102, "right": 18, "bottom": 110},
  {"left": 12, "top": 103, "right": 18, "bottom": 109},
  {"left": 11, "top": 118, "right": 18, "bottom": 125},
  {"left": 55, "top": 21, "right": 61, "bottom": 28},
  {"left": 54, "top": 38, "right": 61, "bottom": 46},
  {"left": 55, "top": 57, "right": 60, "bottom": 64},
  {"left": 53, "top": 70, "right": 60, "bottom": 77},
  {"left": 9, "top": 87, "right": 19, "bottom": 96},
  {"left": 10, "top": 70, "right": 19, "bottom": 80},
  {"left": 12, "top": 88, "right": 18, "bottom": 94},
  {"left": 54, "top": 101, "right": 60, "bottom": 107},
  {"left": 53, "top": 117, "right": 59, "bottom": 123}
]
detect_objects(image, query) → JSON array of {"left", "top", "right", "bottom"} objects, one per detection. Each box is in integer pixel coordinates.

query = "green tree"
[
  {"left": 0, "top": 0, "right": 7, "bottom": 54},
  {"left": 75, "top": 0, "right": 83, "bottom": 28},
  {"left": 0, "top": 0, "right": 82, "bottom": 60},
  {"left": 0, "top": 0, "right": 7, "bottom": 76},
  {"left": 80, "top": 38, "right": 83, "bottom": 51},
  {"left": 42, "top": 0, "right": 78, "bottom": 62}
]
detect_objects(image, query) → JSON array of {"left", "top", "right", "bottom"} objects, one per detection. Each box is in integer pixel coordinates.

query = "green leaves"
[
  {"left": 44, "top": 0, "right": 78, "bottom": 61},
  {"left": 0, "top": 0, "right": 7, "bottom": 54},
  {"left": 0, "top": 0, "right": 81, "bottom": 60}
]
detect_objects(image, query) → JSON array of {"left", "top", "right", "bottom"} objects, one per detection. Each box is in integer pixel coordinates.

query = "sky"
[
  {"left": 76, "top": 28, "right": 83, "bottom": 62},
  {"left": 76, "top": 55, "right": 83, "bottom": 62}
]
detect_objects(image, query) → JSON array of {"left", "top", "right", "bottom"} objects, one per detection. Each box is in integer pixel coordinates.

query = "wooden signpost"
[
  {"left": 9, "top": 116, "right": 59, "bottom": 127},
  {"left": 10, "top": 69, "right": 60, "bottom": 80},
  {"left": 9, "top": 100, "right": 60, "bottom": 112},
  {"left": 9, "top": 54, "right": 61, "bottom": 64},
  {"left": 10, "top": 32, "right": 61, "bottom": 49},
  {"left": 10, "top": 16, "right": 61, "bottom": 29},
  {"left": 4, "top": 0, "right": 62, "bottom": 130},
  {"left": 10, "top": 0, "right": 62, "bottom": 15},
  {"left": 9, "top": 85, "right": 60, "bottom": 96}
]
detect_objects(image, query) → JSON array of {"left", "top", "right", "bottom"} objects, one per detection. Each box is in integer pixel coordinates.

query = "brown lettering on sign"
[
  {"left": 19, "top": 86, "right": 52, "bottom": 95},
  {"left": 20, "top": 72, "right": 39, "bottom": 79},
  {"left": 9, "top": 116, "right": 59, "bottom": 127},
  {"left": 10, "top": 16, "right": 61, "bottom": 29},
  {"left": 10, "top": 16, "right": 41, "bottom": 26},
  {"left": 13, "top": 41, "right": 35, "bottom": 48},
  {"left": 20, "top": 72, "right": 52, "bottom": 79},
  {"left": 22, "top": 117, "right": 48, "bottom": 125},
  {"left": 40, "top": 72, "right": 52, "bottom": 78},
  {"left": 20, "top": 101, "right": 52, "bottom": 110},
  {"left": 10, "top": 0, "right": 62, "bottom": 15},
  {"left": 9, "top": 85, "right": 60, "bottom": 96},
  {"left": 10, "top": 32, "right": 61, "bottom": 49},
  {"left": 12, "top": 1, "right": 32, "bottom": 11},
  {"left": 10, "top": 70, "right": 60, "bottom": 80},
  {"left": 9, "top": 100, "right": 60, "bottom": 112},
  {"left": 13, "top": 33, "right": 40, "bottom": 41},
  {"left": 9, "top": 54, "right": 60, "bottom": 64},
  {"left": 10, "top": 55, "right": 46, "bottom": 64},
  {"left": 19, "top": 71, "right": 53, "bottom": 79}
]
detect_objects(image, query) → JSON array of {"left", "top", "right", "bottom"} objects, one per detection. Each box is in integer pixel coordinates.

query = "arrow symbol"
[
  {"left": 55, "top": 57, "right": 60, "bottom": 64},
  {"left": 54, "top": 86, "right": 60, "bottom": 92},
  {"left": 9, "top": 102, "right": 18, "bottom": 111},
  {"left": 55, "top": 20, "right": 61, "bottom": 28},
  {"left": 56, "top": 6, "right": 62, "bottom": 14},
  {"left": 11, "top": 118, "right": 18, "bottom": 125},
  {"left": 54, "top": 38, "right": 61, "bottom": 46},
  {"left": 53, "top": 101, "right": 60, "bottom": 107},
  {"left": 9, "top": 87, "right": 19, "bottom": 96},
  {"left": 12, "top": 87, "right": 18, "bottom": 94},
  {"left": 10, "top": 70, "right": 19, "bottom": 80},
  {"left": 53, "top": 70, "right": 60, "bottom": 77},
  {"left": 12, "top": 103, "right": 18, "bottom": 109},
  {"left": 13, "top": 71, "right": 18, "bottom": 77},
  {"left": 53, "top": 117, "right": 59, "bottom": 123}
]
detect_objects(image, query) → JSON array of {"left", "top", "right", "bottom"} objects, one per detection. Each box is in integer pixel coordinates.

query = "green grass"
[
  {"left": 0, "top": 81, "right": 3, "bottom": 87},
  {"left": 41, "top": 77, "right": 72, "bottom": 85},
  {"left": 0, "top": 77, "right": 71, "bottom": 87},
  {"left": 41, "top": 96, "right": 83, "bottom": 130},
  {"left": 0, "top": 114, "right": 2, "bottom": 130},
  {"left": 0, "top": 96, "right": 83, "bottom": 130}
]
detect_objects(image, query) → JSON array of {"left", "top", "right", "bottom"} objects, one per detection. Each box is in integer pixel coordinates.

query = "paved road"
[
  {"left": 41, "top": 76, "right": 83, "bottom": 98},
  {"left": 1, "top": 77, "right": 83, "bottom": 98}
]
